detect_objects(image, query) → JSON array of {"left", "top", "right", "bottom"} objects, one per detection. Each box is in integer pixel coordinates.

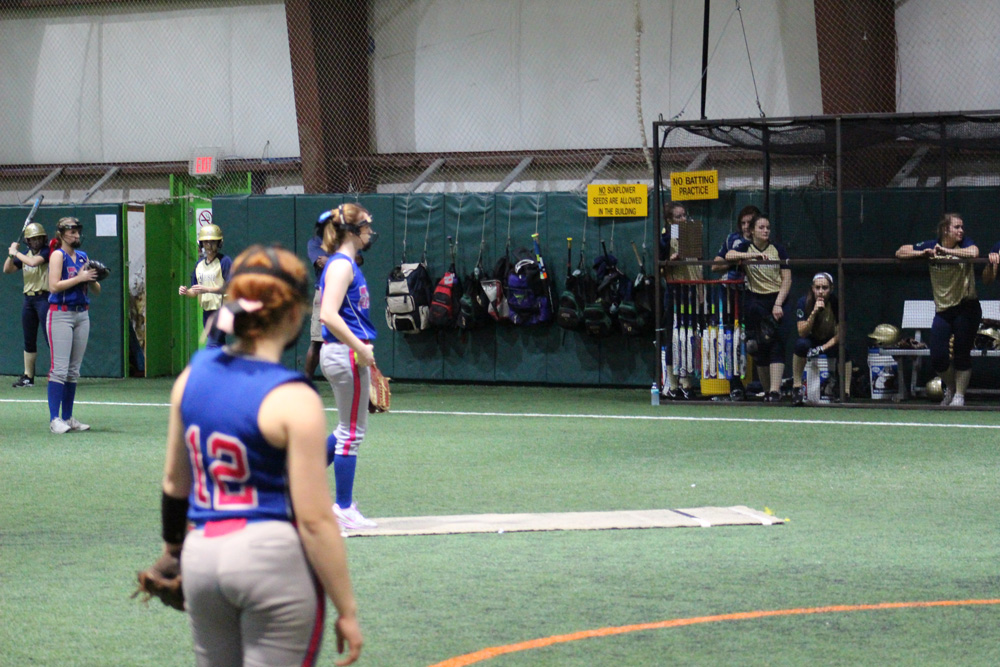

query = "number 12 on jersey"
[{"left": 185, "top": 425, "right": 259, "bottom": 510}]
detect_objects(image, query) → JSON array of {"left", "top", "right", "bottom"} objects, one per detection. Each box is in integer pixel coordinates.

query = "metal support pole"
[
  {"left": 939, "top": 120, "right": 948, "bottom": 212},
  {"left": 495, "top": 157, "right": 533, "bottom": 193},
  {"left": 575, "top": 155, "right": 613, "bottom": 192},
  {"left": 406, "top": 158, "right": 446, "bottom": 193},
  {"left": 80, "top": 167, "right": 120, "bottom": 203},
  {"left": 700, "top": 0, "right": 711, "bottom": 119},
  {"left": 762, "top": 127, "right": 771, "bottom": 217},
  {"left": 653, "top": 125, "right": 664, "bottom": 391},
  {"left": 836, "top": 117, "right": 846, "bottom": 402},
  {"left": 21, "top": 167, "right": 62, "bottom": 204}
]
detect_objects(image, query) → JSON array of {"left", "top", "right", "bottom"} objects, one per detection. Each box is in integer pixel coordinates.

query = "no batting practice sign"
[
  {"left": 587, "top": 184, "right": 648, "bottom": 217},
  {"left": 671, "top": 170, "right": 719, "bottom": 201}
]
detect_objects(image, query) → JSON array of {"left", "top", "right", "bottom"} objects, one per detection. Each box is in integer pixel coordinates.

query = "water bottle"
[{"left": 651, "top": 383, "right": 660, "bottom": 406}]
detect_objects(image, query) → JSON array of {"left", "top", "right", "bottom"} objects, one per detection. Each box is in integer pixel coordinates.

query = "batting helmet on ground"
[{"left": 925, "top": 376, "right": 944, "bottom": 401}]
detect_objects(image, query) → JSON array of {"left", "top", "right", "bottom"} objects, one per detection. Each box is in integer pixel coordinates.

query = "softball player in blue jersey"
[
  {"left": 160, "top": 245, "right": 362, "bottom": 666},
  {"left": 318, "top": 203, "right": 379, "bottom": 531},
  {"left": 46, "top": 217, "right": 100, "bottom": 434},
  {"left": 5, "top": 222, "right": 51, "bottom": 387}
]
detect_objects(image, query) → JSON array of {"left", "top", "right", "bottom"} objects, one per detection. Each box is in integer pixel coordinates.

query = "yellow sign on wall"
[
  {"left": 586, "top": 183, "right": 648, "bottom": 217},
  {"left": 670, "top": 170, "right": 719, "bottom": 201}
]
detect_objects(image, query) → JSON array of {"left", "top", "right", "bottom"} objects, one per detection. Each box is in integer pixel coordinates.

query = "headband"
[
  {"left": 231, "top": 246, "right": 310, "bottom": 300},
  {"left": 812, "top": 272, "right": 834, "bottom": 287}
]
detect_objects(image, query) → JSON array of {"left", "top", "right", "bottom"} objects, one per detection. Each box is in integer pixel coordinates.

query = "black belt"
[
  {"left": 50, "top": 304, "right": 88, "bottom": 312},
  {"left": 24, "top": 290, "right": 50, "bottom": 297}
]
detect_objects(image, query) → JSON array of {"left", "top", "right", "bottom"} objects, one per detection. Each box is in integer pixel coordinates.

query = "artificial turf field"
[{"left": 3, "top": 377, "right": 1000, "bottom": 666}]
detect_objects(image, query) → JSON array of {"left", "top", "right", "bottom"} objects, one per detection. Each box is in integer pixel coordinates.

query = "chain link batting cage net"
[
  {"left": 653, "top": 111, "right": 1000, "bottom": 401},
  {"left": 3, "top": 1, "right": 1000, "bottom": 391},
  {"left": 1, "top": 0, "right": 1000, "bottom": 200}
]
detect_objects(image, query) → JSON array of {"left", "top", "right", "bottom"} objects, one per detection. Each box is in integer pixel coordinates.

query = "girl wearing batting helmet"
[
  {"left": 179, "top": 224, "right": 232, "bottom": 348},
  {"left": 5, "top": 222, "right": 51, "bottom": 387},
  {"left": 896, "top": 213, "right": 980, "bottom": 407},
  {"left": 318, "top": 203, "right": 379, "bottom": 531},
  {"left": 46, "top": 217, "right": 100, "bottom": 434},
  {"left": 160, "top": 245, "right": 362, "bottom": 665}
]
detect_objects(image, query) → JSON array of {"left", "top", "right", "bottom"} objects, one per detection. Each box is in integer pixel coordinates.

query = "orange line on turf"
[{"left": 429, "top": 599, "right": 1000, "bottom": 667}]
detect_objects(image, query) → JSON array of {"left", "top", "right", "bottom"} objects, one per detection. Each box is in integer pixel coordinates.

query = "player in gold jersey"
[{"left": 896, "top": 213, "right": 979, "bottom": 407}]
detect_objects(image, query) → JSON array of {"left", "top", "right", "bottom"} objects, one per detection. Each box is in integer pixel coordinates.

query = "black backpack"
[
  {"left": 583, "top": 246, "right": 629, "bottom": 337},
  {"left": 385, "top": 262, "right": 433, "bottom": 334},
  {"left": 557, "top": 251, "right": 597, "bottom": 331},
  {"left": 457, "top": 262, "right": 492, "bottom": 330},
  {"left": 618, "top": 243, "right": 654, "bottom": 336}
]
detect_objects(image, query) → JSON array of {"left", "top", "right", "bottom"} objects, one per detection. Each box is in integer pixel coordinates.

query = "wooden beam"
[
  {"left": 814, "top": 0, "right": 896, "bottom": 114},
  {"left": 285, "top": 0, "right": 370, "bottom": 193}
]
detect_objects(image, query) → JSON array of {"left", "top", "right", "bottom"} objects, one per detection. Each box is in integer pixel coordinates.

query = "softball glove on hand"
[
  {"left": 369, "top": 364, "right": 391, "bottom": 414},
  {"left": 132, "top": 549, "right": 185, "bottom": 611},
  {"left": 84, "top": 259, "right": 111, "bottom": 281}
]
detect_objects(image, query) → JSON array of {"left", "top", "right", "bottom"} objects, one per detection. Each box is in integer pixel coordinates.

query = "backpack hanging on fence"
[
  {"left": 584, "top": 243, "right": 629, "bottom": 337},
  {"left": 557, "top": 242, "right": 597, "bottom": 331},
  {"left": 429, "top": 239, "right": 462, "bottom": 329},
  {"left": 458, "top": 264, "right": 492, "bottom": 330},
  {"left": 428, "top": 268, "right": 461, "bottom": 329},
  {"left": 385, "top": 262, "right": 433, "bottom": 333},
  {"left": 617, "top": 241, "right": 654, "bottom": 336},
  {"left": 481, "top": 252, "right": 510, "bottom": 322},
  {"left": 505, "top": 247, "right": 552, "bottom": 326}
]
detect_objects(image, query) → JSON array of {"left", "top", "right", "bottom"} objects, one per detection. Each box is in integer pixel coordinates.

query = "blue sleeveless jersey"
[
  {"left": 48, "top": 249, "right": 90, "bottom": 307},
  {"left": 320, "top": 252, "right": 377, "bottom": 343},
  {"left": 180, "top": 347, "right": 314, "bottom": 527}
]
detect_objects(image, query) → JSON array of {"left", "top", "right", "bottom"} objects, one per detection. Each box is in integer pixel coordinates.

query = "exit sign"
[{"left": 188, "top": 147, "right": 222, "bottom": 176}]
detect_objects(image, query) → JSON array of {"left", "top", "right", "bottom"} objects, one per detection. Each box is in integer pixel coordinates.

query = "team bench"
[{"left": 876, "top": 300, "right": 1000, "bottom": 399}]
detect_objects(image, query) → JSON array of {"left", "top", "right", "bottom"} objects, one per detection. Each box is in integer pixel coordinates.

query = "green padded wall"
[{"left": 208, "top": 189, "right": 1000, "bottom": 388}]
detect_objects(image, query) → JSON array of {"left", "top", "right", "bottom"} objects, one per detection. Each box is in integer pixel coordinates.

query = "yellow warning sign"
[
  {"left": 586, "top": 183, "right": 648, "bottom": 218},
  {"left": 670, "top": 170, "right": 719, "bottom": 201}
]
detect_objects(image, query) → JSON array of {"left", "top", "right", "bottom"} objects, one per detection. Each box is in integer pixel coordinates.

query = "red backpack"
[{"left": 429, "top": 265, "right": 462, "bottom": 328}]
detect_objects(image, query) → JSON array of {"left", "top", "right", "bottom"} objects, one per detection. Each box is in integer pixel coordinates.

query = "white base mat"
[{"left": 347, "top": 506, "right": 783, "bottom": 537}]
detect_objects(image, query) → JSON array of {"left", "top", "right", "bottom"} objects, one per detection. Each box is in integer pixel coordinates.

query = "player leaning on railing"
[
  {"left": 726, "top": 216, "right": 791, "bottom": 403},
  {"left": 896, "top": 213, "right": 980, "bottom": 408}
]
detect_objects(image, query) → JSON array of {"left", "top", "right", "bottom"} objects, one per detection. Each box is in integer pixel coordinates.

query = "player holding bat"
[
  {"left": 660, "top": 202, "right": 699, "bottom": 399},
  {"left": 5, "top": 196, "right": 49, "bottom": 387}
]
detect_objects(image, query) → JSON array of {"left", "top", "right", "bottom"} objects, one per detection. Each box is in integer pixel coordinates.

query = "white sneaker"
[
  {"left": 950, "top": 394, "right": 965, "bottom": 407},
  {"left": 50, "top": 418, "right": 71, "bottom": 434},
  {"left": 66, "top": 417, "right": 90, "bottom": 432},
  {"left": 940, "top": 388, "right": 954, "bottom": 406},
  {"left": 333, "top": 502, "right": 378, "bottom": 530}
]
